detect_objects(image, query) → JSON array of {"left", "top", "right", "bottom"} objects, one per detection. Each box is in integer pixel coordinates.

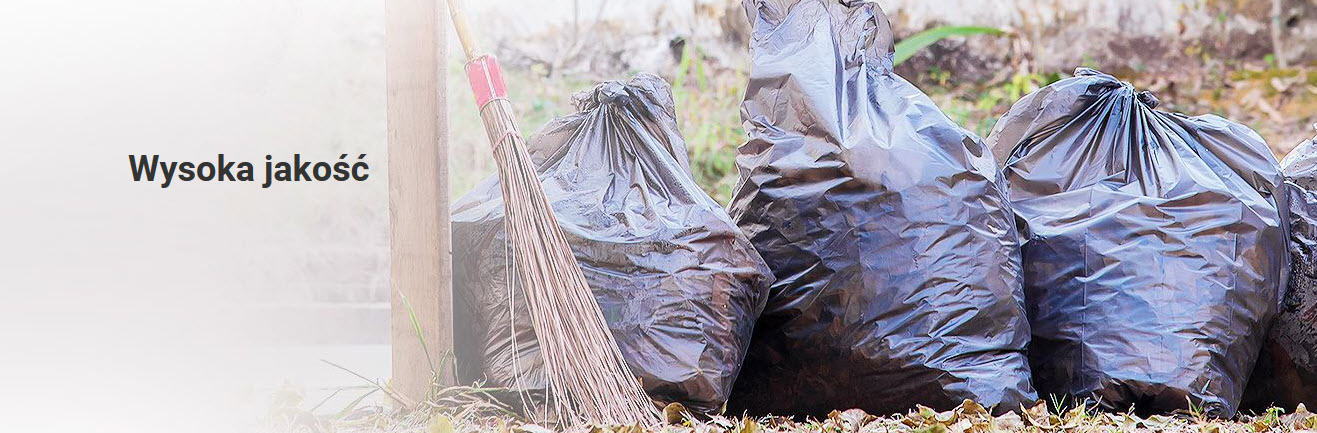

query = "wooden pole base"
[{"left": 386, "top": 0, "right": 453, "bottom": 408}]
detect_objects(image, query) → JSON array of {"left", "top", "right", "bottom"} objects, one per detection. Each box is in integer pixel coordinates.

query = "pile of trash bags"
[
  {"left": 1243, "top": 127, "right": 1317, "bottom": 411},
  {"left": 451, "top": 74, "right": 773, "bottom": 415},
  {"left": 724, "top": 0, "right": 1035, "bottom": 417},
  {"left": 451, "top": 0, "right": 1308, "bottom": 420},
  {"left": 986, "top": 68, "right": 1290, "bottom": 417}
]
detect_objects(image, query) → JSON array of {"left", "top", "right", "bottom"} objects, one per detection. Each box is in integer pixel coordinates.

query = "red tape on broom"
[{"left": 466, "top": 55, "right": 507, "bottom": 109}]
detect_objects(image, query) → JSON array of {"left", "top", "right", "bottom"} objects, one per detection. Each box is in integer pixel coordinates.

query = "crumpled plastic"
[
  {"left": 725, "top": 0, "right": 1036, "bottom": 417},
  {"left": 1243, "top": 126, "right": 1317, "bottom": 411},
  {"left": 451, "top": 74, "right": 774, "bottom": 415},
  {"left": 987, "top": 68, "right": 1290, "bottom": 417}
]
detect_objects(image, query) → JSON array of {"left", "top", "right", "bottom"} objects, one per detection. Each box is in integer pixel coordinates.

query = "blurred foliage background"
[{"left": 448, "top": 0, "right": 1317, "bottom": 205}]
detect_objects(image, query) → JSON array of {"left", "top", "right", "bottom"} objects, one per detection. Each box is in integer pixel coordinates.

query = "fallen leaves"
[{"left": 299, "top": 398, "right": 1317, "bottom": 433}]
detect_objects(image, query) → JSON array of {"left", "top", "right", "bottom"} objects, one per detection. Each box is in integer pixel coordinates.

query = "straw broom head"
[{"left": 447, "top": 0, "right": 661, "bottom": 426}]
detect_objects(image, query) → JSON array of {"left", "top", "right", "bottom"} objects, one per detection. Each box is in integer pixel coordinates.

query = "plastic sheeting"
[
  {"left": 451, "top": 74, "right": 773, "bottom": 415},
  {"left": 725, "top": 0, "right": 1036, "bottom": 417},
  {"left": 987, "top": 68, "right": 1289, "bottom": 417},
  {"left": 1243, "top": 127, "right": 1317, "bottom": 411}
]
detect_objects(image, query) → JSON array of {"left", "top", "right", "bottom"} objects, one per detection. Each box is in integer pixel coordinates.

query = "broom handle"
[{"left": 447, "top": 0, "right": 480, "bottom": 60}]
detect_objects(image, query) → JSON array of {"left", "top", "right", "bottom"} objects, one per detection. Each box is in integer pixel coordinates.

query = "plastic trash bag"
[
  {"left": 451, "top": 74, "right": 774, "bottom": 415},
  {"left": 1243, "top": 127, "right": 1317, "bottom": 411},
  {"left": 725, "top": 0, "right": 1036, "bottom": 417},
  {"left": 987, "top": 68, "right": 1290, "bottom": 417}
]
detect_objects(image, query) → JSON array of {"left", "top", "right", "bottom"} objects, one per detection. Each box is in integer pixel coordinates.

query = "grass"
[
  {"left": 670, "top": 44, "right": 745, "bottom": 204},
  {"left": 893, "top": 26, "right": 1007, "bottom": 66}
]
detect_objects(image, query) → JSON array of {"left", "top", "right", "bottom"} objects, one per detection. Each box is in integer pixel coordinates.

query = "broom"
[{"left": 445, "top": 0, "right": 661, "bottom": 427}]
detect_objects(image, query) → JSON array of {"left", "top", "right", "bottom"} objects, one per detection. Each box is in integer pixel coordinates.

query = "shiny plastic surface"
[
  {"left": 725, "top": 0, "right": 1035, "bottom": 417},
  {"left": 451, "top": 74, "right": 774, "bottom": 415},
  {"left": 988, "top": 68, "right": 1289, "bottom": 417},
  {"left": 1244, "top": 127, "right": 1317, "bottom": 411}
]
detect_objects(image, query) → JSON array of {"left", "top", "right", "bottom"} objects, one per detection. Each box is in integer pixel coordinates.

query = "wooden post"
[{"left": 386, "top": 0, "right": 453, "bottom": 408}]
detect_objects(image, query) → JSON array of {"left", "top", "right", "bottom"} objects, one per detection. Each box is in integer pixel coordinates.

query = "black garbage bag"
[
  {"left": 451, "top": 74, "right": 774, "bottom": 415},
  {"left": 1242, "top": 127, "right": 1317, "bottom": 411},
  {"left": 725, "top": 0, "right": 1036, "bottom": 417},
  {"left": 986, "top": 68, "right": 1290, "bottom": 417}
]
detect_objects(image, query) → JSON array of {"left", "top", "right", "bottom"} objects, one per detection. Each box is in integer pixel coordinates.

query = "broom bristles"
[{"left": 481, "top": 98, "right": 661, "bottom": 427}]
